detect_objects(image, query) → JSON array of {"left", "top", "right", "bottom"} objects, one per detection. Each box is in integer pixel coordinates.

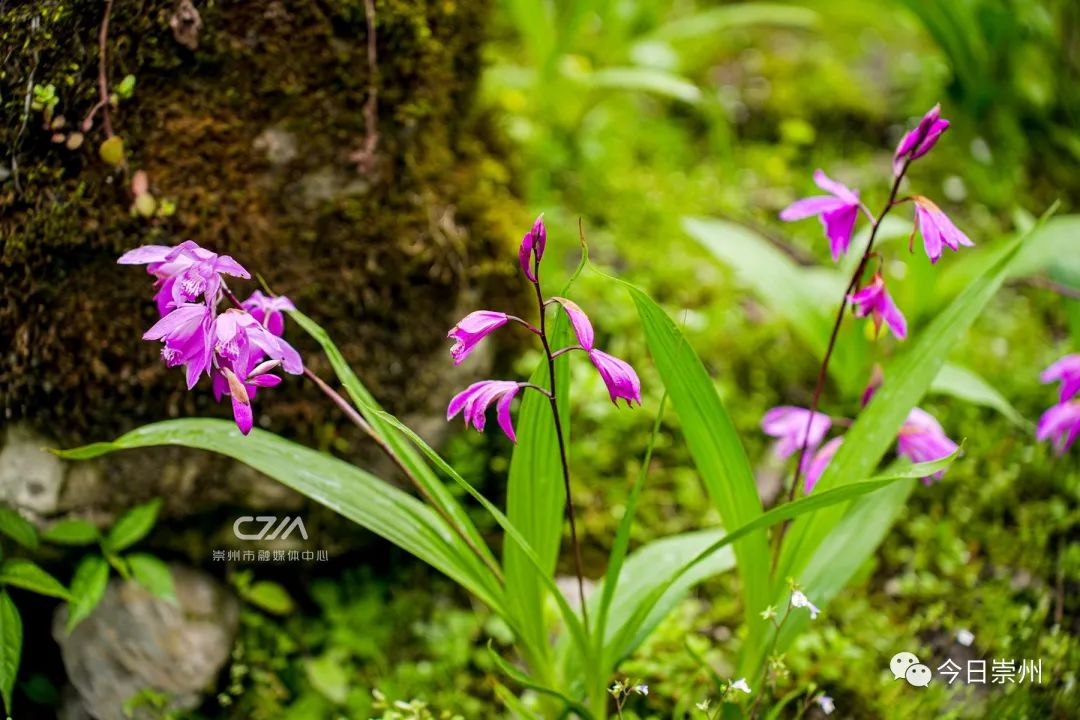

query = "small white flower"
[
  {"left": 633, "top": 684, "right": 649, "bottom": 696},
  {"left": 730, "top": 678, "right": 751, "bottom": 694},
  {"left": 609, "top": 683, "right": 622, "bottom": 695},
  {"left": 956, "top": 629, "right": 974, "bottom": 647},
  {"left": 791, "top": 589, "right": 820, "bottom": 619},
  {"left": 696, "top": 698, "right": 711, "bottom": 711},
  {"left": 816, "top": 694, "right": 835, "bottom": 715}
]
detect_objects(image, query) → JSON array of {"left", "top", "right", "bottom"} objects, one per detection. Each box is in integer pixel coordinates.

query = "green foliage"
[{"left": 66, "top": 555, "right": 109, "bottom": 634}]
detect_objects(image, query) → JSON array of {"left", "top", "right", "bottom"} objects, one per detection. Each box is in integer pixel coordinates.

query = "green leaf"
[
  {"left": 66, "top": 554, "right": 110, "bottom": 634},
  {"left": 0, "top": 591, "right": 21, "bottom": 717},
  {"left": 304, "top": 651, "right": 349, "bottom": 704},
  {"left": 932, "top": 362, "right": 1030, "bottom": 428},
  {"left": 503, "top": 314, "right": 571, "bottom": 668},
  {"left": 244, "top": 580, "right": 294, "bottom": 615},
  {"left": 41, "top": 518, "right": 100, "bottom": 546},
  {"left": 626, "top": 283, "right": 772, "bottom": 648},
  {"left": 287, "top": 310, "right": 500, "bottom": 592},
  {"left": 0, "top": 507, "right": 38, "bottom": 550},
  {"left": 487, "top": 642, "right": 593, "bottom": 720},
  {"left": 104, "top": 499, "right": 161, "bottom": 553},
  {"left": 58, "top": 421, "right": 503, "bottom": 613},
  {"left": 127, "top": 554, "right": 177, "bottom": 604},
  {"left": 771, "top": 213, "right": 1048, "bottom": 674},
  {"left": 0, "top": 559, "right": 72, "bottom": 600},
  {"left": 587, "top": 67, "right": 702, "bottom": 104},
  {"left": 493, "top": 681, "right": 542, "bottom": 720}
]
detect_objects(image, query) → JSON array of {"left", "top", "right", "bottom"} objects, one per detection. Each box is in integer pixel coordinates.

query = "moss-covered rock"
[{"left": 1, "top": 0, "right": 520, "bottom": 452}]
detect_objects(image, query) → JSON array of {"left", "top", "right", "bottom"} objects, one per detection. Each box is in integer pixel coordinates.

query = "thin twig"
[
  {"left": 82, "top": 0, "right": 115, "bottom": 136},
  {"left": 351, "top": 0, "right": 380, "bottom": 171}
]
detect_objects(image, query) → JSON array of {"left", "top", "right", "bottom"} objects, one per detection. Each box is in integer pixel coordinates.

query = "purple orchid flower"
[
  {"left": 588, "top": 349, "right": 642, "bottom": 407},
  {"left": 893, "top": 104, "right": 950, "bottom": 175},
  {"left": 803, "top": 435, "right": 843, "bottom": 494},
  {"left": 448, "top": 311, "right": 509, "bottom": 366},
  {"left": 447, "top": 380, "right": 521, "bottom": 442},
  {"left": 518, "top": 215, "right": 547, "bottom": 282},
  {"left": 897, "top": 408, "right": 959, "bottom": 482},
  {"left": 761, "top": 406, "right": 832, "bottom": 460},
  {"left": 242, "top": 290, "right": 296, "bottom": 336},
  {"left": 1036, "top": 400, "right": 1080, "bottom": 455},
  {"left": 1040, "top": 354, "right": 1080, "bottom": 402},
  {"left": 780, "top": 169, "right": 862, "bottom": 261},
  {"left": 119, "top": 240, "right": 250, "bottom": 313},
  {"left": 552, "top": 297, "right": 595, "bottom": 351},
  {"left": 849, "top": 272, "right": 907, "bottom": 340},
  {"left": 143, "top": 302, "right": 215, "bottom": 389},
  {"left": 911, "top": 196, "right": 974, "bottom": 263}
]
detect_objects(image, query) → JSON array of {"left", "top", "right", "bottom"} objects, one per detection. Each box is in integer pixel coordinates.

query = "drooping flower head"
[
  {"left": 849, "top": 272, "right": 907, "bottom": 341},
  {"left": 893, "top": 104, "right": 950, "bottom": 175},
  {"left": 779, "top": 169, "right": 862, "bottom": 261},
  {"left": 588, "top": 349, "right": 642, "bottom": 407},
  {"left": 519, "top": 214, "right": 547, "bottom": 282},
  {"left": 803, "top": 436, "right": 843, "bottom": 494},
  {"left": 1040, "top": 354, "right": 1080, "bottom": 403},
  {"left": 761, "top": 406, "right": 831, "bottom": 461},
  {"left": 790, "top": 589, "right": 821, "bottom": 619},
  {"left": 897, "top": 408, "right": 959, "bottom": 482},
  {"left": 242, "top": 290, "right": 296, "bottom": 337},
  {"left": 447, "top": 380, "right": 521, "bottom": 442},
  {"left": 1037, "top": 400, "right": 1080, "bottom": 455},
  {"left": 447, "top": 311, "right": 509, "bottom": 366},
  {"left": 119, "top": 240, "right": 250, "bottom": 314},
  {"left": 729, "top": 678, "right": 752, "bottom": 695},
  {"left": 910, "top": 196, "right": 974, "bottom": 264}
]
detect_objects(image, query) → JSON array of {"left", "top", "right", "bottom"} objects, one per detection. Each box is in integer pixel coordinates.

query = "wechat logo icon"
[{"left": 891, "top": 651, "right": 932, "bottom": 688}]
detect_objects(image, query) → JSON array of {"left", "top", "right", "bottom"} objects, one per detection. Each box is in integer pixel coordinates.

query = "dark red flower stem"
[
  {"left": 219, "top": 284, "right": 504, "bottom": 584},
  {"left": 770, "top": 157, "right": 913, "bottom": 573},
  {"left": 532, "top": 253, "right": 591, "bottom": 634}
]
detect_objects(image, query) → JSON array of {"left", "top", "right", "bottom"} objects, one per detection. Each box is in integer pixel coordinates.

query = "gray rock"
[
  {"left": 53, "top": 566, "right": 238, "bottom": 720},
  {"left": 0, "top": 423, "right": 64, "bottom": 515}
]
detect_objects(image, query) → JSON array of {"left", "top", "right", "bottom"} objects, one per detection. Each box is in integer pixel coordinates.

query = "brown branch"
[
  {"left": 350, "top": 0, "right": 380, "bottom": 172},
  {"left": 81, "top": 0, "right": 115, "bottom": 136}
]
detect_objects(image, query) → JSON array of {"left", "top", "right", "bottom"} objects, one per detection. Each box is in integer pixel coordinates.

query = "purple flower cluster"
[
  {"left": 119, "top": 241, "right": 302, "bottom": 434},
  {"left": 1037, "top": 354, "right": 1080, "bottom": 454},
  {"left": 762, "top": 370, "right": 958, "bottom": 493},
  {"left": 447, "top": 216, "right": 641, "bottom": 442},
  {"left": 781, "top": 105, "right": 974, "bottom": 341}
]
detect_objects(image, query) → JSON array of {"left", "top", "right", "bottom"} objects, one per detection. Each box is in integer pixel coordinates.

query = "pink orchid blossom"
[
  {"left": 803, "top": 436, "right": 844, "bottom": 494},
  {"left": 1040, "top": 354, "right": 1080, "bottom": 402},
  {"left": 893, "top": 104, "right": 950, "bottom": 175},
  {"left": 780, "top": 169, "right": 862, "bottom": 261},
  {"left": 447, "top": 380, "right": 521, "bottom": 442},
  {"left": 849, "top": 273, "right": 907, "bottom": 340},
  {"left": 119, "top": 240, "right": 250, "bottom": 313},
  {"left": 552, "top": 297, "right": 595, "bottom": 351},
  {"left": 910, "top": 196, "right": 974, "bottom": 263},
  {"left": 761, "top": 406, "right": 832, "bottom": 460},
  {"left": 897, "top": 408, "right": 959, "bottom": 482},
  {"left": 448, "top": 311, "right": 509, "bottom": 366},
  {"left": 242, "top": 290, "right": 296, "bottom": 336},
  {"left": 588, "top": 349, "right": 642, "bottom": 406},
  {"left": 1037, "top": 400, "right": 1080, "bottom": 455},
  {"left": 143, "top": 303, "right": 215, "bottom": 389},
  {"left": 518, "top": 215, "right": 547, "bottom": 282}
]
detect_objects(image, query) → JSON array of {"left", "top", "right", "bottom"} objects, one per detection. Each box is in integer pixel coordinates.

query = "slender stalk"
[
  {"left": 532, "top": 254, "right": 591, "bottom": 634},
  {"left": 769, "top": 158, "right": 913, "bottom": 573},
  {"left": 219, "top": 284, "right": 504, "bottom": 583},
  {"left": 82, "top": 0, "right": 115, "bottom": 136}
]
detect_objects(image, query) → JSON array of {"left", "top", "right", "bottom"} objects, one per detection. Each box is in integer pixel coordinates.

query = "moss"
[{"left": 1, "top": 0, "right": 522, "bottom": 445}]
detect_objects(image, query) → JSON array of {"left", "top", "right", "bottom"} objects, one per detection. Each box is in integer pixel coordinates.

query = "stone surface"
[
  {"left": 0, "top": 423, "right": 63, "bottom": 515},
  {"left": 53, "top": 566, "right": 239, "bottom": 720}
]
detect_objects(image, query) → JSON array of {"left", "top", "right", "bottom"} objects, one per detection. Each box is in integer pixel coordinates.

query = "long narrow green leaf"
[
  {"left": 0, "top": 591, "right": 21, "bottom": 717},
  {"left": 625, "top": 284, "right": 772, "bottom": 649},
  {"left": 488, "top": 643, "right": 593, "bottom": 720},
  {"left": 605, "top": 452, "right": 958, "bottom": 675},
  {"left": 504, "top": 315, "right": 572, "bottom": 668},
  {"left": 57, "top": 421, "right": 503, "bottom": 613},
  {"left": 932, "top": 362, "right": 1030, "bottom": 428},
  {"left": 288, "top": 310, "right": 498, "bottom": 574}
]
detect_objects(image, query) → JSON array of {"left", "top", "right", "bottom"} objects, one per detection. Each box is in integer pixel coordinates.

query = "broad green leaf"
[
  {"left": 287, "top": 310, "right": 498, "bottom": 581},
  {"left": 587, "top": 67, "right": 701, "bottom": 104},
  {"left": 652, "top": 3, "right": 819, "bottom": 42},
  {"left": 770, "top": 215, "right": 1045, "bottom": 674},
  {"left": 304, "top": 651, "right": 349, "bottom": 704},
  {"left": 245, "top": 580, "right": 295, "bottom": 615},
  {"left": 0, "top": 508, "right": 37, "bottom": 550},
  {"left": 41, "top": 518, "right": 100, "bottom": 546},
  {"left": 104, "top": 499, "right": 161, "bottom": 553},
  {"left": 0, "top": 591, "right": 21, "bottom": 716},
  {"left": 57, "top": 421, "right": 502, "bottom": 613},
  {"left": 127, "top": 554, "right": 177, "bottom": 604},
  {"left": 0, "top": 559, "right": 72, "bottom": 600},
  {"left": 504, "top": 315, "right": 572, "bottom": 668},
  {"left": 626, "top": 284, "right": 771, "bottom": 646},
  {"left": 932, "top": 362, "right": 1030, "bottom": 428},
  {"left": 66, "top": 554, "right": 110, "bottom": 633}
]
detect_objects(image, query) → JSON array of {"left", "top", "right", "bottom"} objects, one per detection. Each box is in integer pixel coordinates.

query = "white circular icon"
[
  {"left": 890, "top": 651, "right": 920, "bottom": 680},
  {"left": 905, "top": 663, "right": 932, "bottom": 687}
]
